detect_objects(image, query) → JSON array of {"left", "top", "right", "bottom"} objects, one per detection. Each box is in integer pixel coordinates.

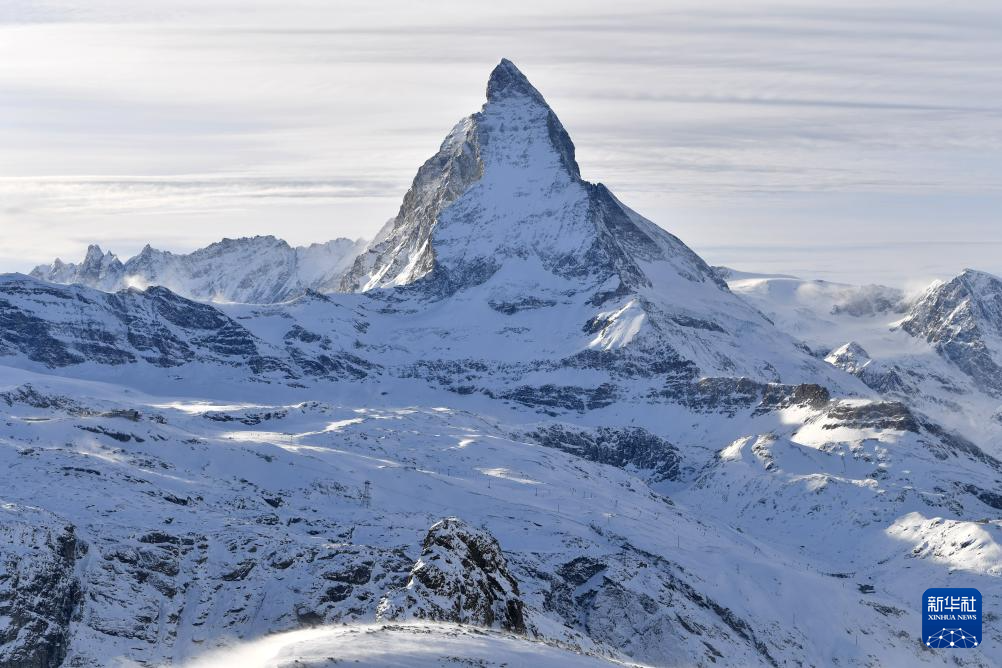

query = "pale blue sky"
[{"left": 2, "top": 0, "right": 1000, "bottom": 286}]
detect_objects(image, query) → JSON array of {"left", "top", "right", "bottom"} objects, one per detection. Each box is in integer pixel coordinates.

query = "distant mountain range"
[{"left": 31, "top": 235, "right": 365, "bottom": 304}]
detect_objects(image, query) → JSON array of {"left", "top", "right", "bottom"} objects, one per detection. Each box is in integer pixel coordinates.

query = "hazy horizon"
[{"left": 3, "top": 0, "right": 1000, "bottom": 287}]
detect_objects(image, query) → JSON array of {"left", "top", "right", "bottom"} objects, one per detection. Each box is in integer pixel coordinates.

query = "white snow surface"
[{"left": 180, "top": 623, "right": 643, "bottom": 668}]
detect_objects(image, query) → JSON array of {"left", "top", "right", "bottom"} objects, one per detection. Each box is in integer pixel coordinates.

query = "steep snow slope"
[{"left": 31, "top": 236, "right": 365, "bottom": 304}]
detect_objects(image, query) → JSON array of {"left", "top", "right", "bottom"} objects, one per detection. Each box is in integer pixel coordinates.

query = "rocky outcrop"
[
  {"left": 524, "top": 425, "right": 681, "bottom": 482},
  {"left": 339, "top": 116, "right": 484, "bottom": 293},
  {"left": 377, "top": 518, "right": 528, "bottom": 634},
  {"left": 824, "top": 341, "right": 871, "bottom": 375},
  {"left": 654, "top": 377, "right": 830, "bottom": 416},
  {"left": 543, "top": 547, "right": 780, "bottom": 667},
  {"left": 0, "top": 277, "right": 259, "bottom": 369}
]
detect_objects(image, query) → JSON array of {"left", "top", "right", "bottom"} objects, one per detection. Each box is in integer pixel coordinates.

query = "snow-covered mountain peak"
[
  {"left": 960, "top": 266, "right": 1000, "bottom": 280},
  {"left": 487, "top": 58, "right": 545, "bottom": 104},
  {"left": 341, "top": 58, "right": 724, "bottom": 299},
  {"left": 31, "top": 244, "right": 124, "bottom": 292},
  {"left": 901, "top": 268, "right": 1002, "bottom": 338},
  {"left": 481, "top": 58, "right": 580, "bottom": 179},
  {"left": 486, "top": 58, "right": 537, "bottom": 99},
  {"left": 340, "top": 58, "right": 588, "bottom": 293},
  {"left": 482, "top": 60, "right": 577, "bottom": 173},
  {"left": 338, "top": 59, "right": 860, "bottom": 384},
  {"left": 824, "top": 341, "right": 872, "bottom": 375},
  {"left": 82, "top": 243, "right": 116, "bottom": 266},
  {"left": 81, "top": 244, "right": 123, "bottom": 280},
  {"left": 21, "top": 61, "right": 859, "bottom": 388},
  {"left": 898, "top": 267, "right": 1002, "bottom": 395}
]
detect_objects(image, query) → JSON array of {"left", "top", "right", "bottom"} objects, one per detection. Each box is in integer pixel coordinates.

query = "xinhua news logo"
[{"left": 922, "top": 588, "right": 982, "bottom": 649}]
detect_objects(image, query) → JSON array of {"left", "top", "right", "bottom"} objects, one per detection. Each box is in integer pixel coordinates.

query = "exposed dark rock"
[
  {"left": 524, "top": 425, "right": 681, "bottom": 482},
  {"left": 0, "top": 519, "right": 82, "bottom": 668},
  {"left": 0, "top": 296, "right": 85, "bottom": 367},
  {"left": 489, "top": 297, "right": 557, "bottom": 314},
  {"left": 562, "top": 345, "right": 699, "bottom": 380},
  {"left": 377, "top": 518, "right": 528, "bottom": 634},
  {"left": 557, "top": 557, "right": 608, "bottom": 586},
  {"left": 221, "top": 560, "right": 256, "bottom": 581},
  {"left": 962, "top": 484, "right": 1002, "bottom": 510},
  {"left": 655, "top": 377, "right": 829, "bottom": 417},
  {"left": 544, "top": 545, "right": 778, "bottom": 667},
  {"left": 899, "top": 270, "right": 1002, "bottom": 396},
  {"left": 498, "top": 383, "right": 617, "bottom": 412},
  {"left": 77, "top": 425, "right": 144, "bottom": 443},
  {"left": 287, "top": 347, "right": 378, "bottom": 380},
  {"left": 822, "top": 401, "right": 919, "bottom": 433}
]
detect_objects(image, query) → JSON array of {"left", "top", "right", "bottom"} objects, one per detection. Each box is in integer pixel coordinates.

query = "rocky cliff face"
[
  {"left": 0, "top": 507, "right": 83, "bottom": 668},
  {"left": 0, "top": 276, "right": 265, "bottom": 371},
  {"left": 339, "top": 115, "right": 484, "bottom": 293},
  {"left": 377, "top": 518, "right": 527, "bottom": 634},
  {"left": 898, "top": 269, "right": 1002, "bottom": 395}
]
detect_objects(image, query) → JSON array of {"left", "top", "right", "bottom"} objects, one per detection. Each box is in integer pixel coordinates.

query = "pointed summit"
[
  {"left": 342, "top": 58, "right": 728, "bottom": 301},
  {"left": 486, "top": 58, "right": 547, "bottom": 106},
  {"left": 83, "top": 244, "right": 106, "bottom": 265},
  {"left": 341, "top": 58, "right": 720, "bottom": 297},
  {"left": 899, "top": 267, "right": 1002, "bottom": 395},
  {"left": 339, "top": 58, "right": 588, "bottom": 293},
  {"left": 480, "top": 58, "right": 579, "bottom": 180},
  {"left": 80, "top": 244, "right": 121, "bottom": 274},
  {"left": 334, "top": 58, "right": 853, "bottom": 386}
]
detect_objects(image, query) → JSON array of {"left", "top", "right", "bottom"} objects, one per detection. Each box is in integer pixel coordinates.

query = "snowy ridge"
[{"left": 31, "top": 235, "right": 365, "bottom": 304}]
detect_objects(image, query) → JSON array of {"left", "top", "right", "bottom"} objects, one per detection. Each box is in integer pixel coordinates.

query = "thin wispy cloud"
[{"left": 2, "top": 0, "right": 1000, "bottom": 284}]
